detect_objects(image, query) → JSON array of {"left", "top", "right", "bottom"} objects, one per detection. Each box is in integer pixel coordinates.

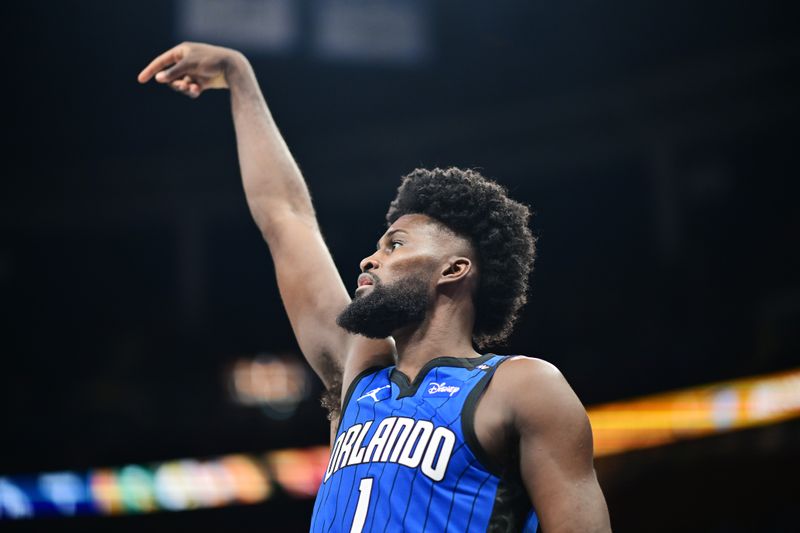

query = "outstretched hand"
[{"left": 137, "top": 42, "right": 239, "bottom": 98}]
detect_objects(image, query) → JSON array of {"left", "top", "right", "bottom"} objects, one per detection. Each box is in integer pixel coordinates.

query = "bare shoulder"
[
  {"left": 340, "top": 336, "right": 396, "bottom": 395},
  {"left": 497, "top": 355, "right": 561, "bottom": 376},
  {"left": 492, "top": 356, "right": 589, "bottom": 433},
  {"left": 500, "top": 357, "right": 610, "bottom": 531},
  {"left": 492, "top": 355, "right": 568, "bottom": 392}
]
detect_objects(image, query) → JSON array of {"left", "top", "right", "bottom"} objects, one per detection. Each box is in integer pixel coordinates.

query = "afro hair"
[{"left": 385, "top": 167, "right": 536, "bottom": 348}]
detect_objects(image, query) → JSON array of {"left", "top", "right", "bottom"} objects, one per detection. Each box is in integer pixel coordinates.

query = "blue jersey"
[{"left": 310, "top": 354, "right": 539, "bottom": 533}]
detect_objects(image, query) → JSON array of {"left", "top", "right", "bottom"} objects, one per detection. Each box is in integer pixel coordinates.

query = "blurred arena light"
[
  {"left": 311, "top": 0, "right": 431, "bottom": 64},
  {"left": 228, "top": 354, "right": 311, "bottom": 419},
  {"left": 265, "top": 449, "right": 329, "bottom": 498},
  {"left": 589, "top": 368, "right": 800, "bottom": 456},
  {"left": 4, "top": 368, "right": 798, "bottom": 520},
  {"left": 176, "top": 0, "right": 430, "bottom": 64},
  {"left": 0, "top": 448, "right": 328, "bottom": 520},
  {"left": 177, "top": 0, "right": 298, "bottom": 53}
]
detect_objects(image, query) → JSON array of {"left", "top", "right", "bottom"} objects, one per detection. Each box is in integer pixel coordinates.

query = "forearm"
[
  {"left": 225, "top": 53, "right": 316, "bottom": 238},
  {"left": 138, "top": 43, "right": 360, "bottom": 387}
]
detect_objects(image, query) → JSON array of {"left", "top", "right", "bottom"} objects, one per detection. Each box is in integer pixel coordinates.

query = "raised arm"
[
  {"left": 138, "top": 43, "right": 394, "bottom": 391},
  {"left": 506, "top": 358, "right": 612, "bottom": 532}
]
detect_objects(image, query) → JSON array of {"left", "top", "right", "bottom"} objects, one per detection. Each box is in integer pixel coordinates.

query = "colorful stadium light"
[{"left": 3, "top": 367, "right": 799, "bottom": 520}]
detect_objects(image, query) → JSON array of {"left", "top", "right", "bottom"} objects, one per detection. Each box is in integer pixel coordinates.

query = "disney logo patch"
[{"left": 425, "top": 381, "right": 462, "bottom": 397}]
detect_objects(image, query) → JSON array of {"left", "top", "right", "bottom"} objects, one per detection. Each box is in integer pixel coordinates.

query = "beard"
[{"left": 336, "top": 274, "right": 430, "bottom": 339}]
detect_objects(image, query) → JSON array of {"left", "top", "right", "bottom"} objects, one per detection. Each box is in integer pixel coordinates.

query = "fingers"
[
  {"left": 138, "top": 42, "right": 206, "bottom": 98},
  {"left": 170, "top": 75, "right": 202, "bottom": 99},
  {"left": 137, "top": 44, "right": 185, "bottom": 84},
  {"left": 169, "top": 76, "right": 188, "bottom": 92}
]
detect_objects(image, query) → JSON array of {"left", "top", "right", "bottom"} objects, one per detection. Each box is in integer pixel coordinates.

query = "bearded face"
[{"left": 336, "top": 274, "right": 430, "bottom": 339}]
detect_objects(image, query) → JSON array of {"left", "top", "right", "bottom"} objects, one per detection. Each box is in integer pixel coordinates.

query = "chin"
[{"left": 354, "top": 285, "right": 374, "bottom": 299}]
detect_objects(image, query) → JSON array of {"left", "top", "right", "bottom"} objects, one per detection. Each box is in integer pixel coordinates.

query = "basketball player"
[{"left": 139, "top": 42, "right": 611, "bottom": 532}]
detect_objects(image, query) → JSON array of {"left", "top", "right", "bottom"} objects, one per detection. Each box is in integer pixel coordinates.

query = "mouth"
[
  {"left": 356, "top": 272, "right": 377, "bottom": 292},
  {"left": 357, "top": 273, "right": 376, "bottom": 288}
]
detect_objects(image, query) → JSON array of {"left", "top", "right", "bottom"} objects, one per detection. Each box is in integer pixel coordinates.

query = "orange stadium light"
[{"left": 588, "top": 368, "right": 800, "bottom": 456}]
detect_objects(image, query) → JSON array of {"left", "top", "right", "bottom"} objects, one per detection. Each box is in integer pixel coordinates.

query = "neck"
[{"left": 392, "top": 301, "right": 480, "bottom": 382}]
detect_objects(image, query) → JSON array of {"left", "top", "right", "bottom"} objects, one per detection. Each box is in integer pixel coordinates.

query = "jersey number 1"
[{"left": 349, "top": 477, "right": 373, "bottom": 533}]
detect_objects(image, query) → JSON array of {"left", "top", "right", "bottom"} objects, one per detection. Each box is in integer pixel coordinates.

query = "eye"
[{"left": 389, "top": 241, "right": 403, "bottom": 251}]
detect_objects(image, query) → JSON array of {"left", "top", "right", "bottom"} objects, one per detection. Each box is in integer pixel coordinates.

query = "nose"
[{"left": 360, "top": 253, "right": 380, "bottom": 272}]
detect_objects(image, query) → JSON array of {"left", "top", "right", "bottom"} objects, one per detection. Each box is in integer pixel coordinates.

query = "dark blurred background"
[{"left": 2, "top": 0, "right": 799, "bottom": 531}]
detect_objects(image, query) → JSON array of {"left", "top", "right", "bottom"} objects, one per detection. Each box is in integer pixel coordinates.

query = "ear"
[{"left": 437, "top": 257, "right": 473, "bottom": 286}]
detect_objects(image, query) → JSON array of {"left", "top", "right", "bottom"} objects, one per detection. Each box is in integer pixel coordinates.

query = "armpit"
[{"left": 320, "top": 377, "right": 342, "bottom": 422}]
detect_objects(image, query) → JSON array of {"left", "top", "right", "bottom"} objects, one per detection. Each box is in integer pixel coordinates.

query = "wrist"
[{"left": 223, "top": 50, "right": 251, "bottom": 87}]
